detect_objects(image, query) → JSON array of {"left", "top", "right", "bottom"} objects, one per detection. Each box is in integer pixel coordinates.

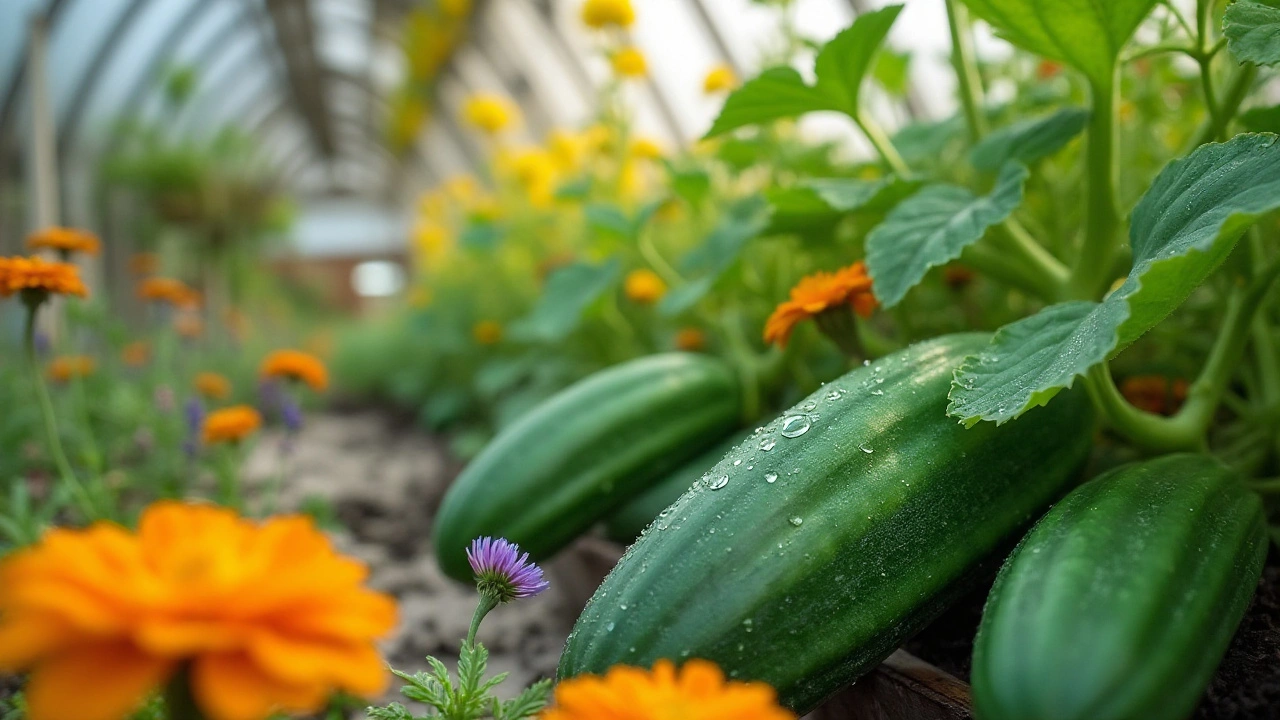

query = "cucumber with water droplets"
[
  {"left": 972, "top": 454, "right": 1267, "bottom": 720},
  {"left": 605, "top": 429, "right": 754, "bottom": 544},
  {"left": 433, "top": 353, "right": 741, "bottom": 582},
  {"left": 557, "top": 334, "right": 1095, "bottom": 713}
]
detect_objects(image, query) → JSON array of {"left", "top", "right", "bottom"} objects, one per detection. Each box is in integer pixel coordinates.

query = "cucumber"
[
  {"left": 557, "top": 334, "right": 1095, "bottom": 713},
  {"left": 972, "top": 454, "right": 1267, "bottom": 720},
  {"left": 433, "top": 353, "right": 741, "bottom": 582},
  {"left": 605, "top": 429, "right": 755, "bottom": 544}
]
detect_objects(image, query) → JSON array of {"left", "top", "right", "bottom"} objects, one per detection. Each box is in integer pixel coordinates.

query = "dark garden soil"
[{"left": 905, "top": 559, "right": 1280, "bottom": 719}]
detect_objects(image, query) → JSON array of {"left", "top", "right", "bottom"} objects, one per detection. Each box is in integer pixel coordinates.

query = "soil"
[{"left": 905, "top": 560, "right": 1280, "bottom": 719}]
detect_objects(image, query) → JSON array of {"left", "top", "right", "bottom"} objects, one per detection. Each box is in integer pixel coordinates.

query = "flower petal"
[
  {"left": 192, "top": 652, "right": 327, "bottom": 720},
  {"left": 24, "top": 642, "right": 172, "bottom": 720}
]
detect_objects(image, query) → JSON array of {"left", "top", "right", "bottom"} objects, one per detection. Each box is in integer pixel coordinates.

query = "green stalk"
[
  {"left": 853, "top": 110, "right": 910, "bottom": 176},
  {"left": 1073, "top": 74, "right": 1121, "bottom": 300},
  {"left": 962, "top": 243, "right": 1059, "bottom": 300},
  {"left": 1189, "top": 64, "right": 1257, "bottom": 148},
  {"left": 945, "top": 0, "right": 987, "bottom": 142},
  {"left": 995, "top": 219, "right": 1071, "bottom": 300},
  {"left": 22, "top": 300, "right": 97, "bottom": 520},
  {"left": 467, "top": 594, "right": 500, "bottom": 647},
  {"left": 1087, "top": 256, "right": 1280, "bottom": 452}
]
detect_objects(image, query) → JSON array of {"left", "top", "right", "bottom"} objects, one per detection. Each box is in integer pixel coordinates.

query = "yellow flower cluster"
[
  {"left": 612, "top": 46, "right": 648, "bottom": 78},
  {"left": 0, "top": 502, "right": 397, "bottom": 720},
  {"left": 581, "top": 0, "right": 635, "bottom": 29},
  {"left": 463, "top": 93, "right": 518, "bottom": 135}
]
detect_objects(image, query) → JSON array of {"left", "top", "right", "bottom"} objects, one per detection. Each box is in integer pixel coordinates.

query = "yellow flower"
[
  {"left": 542, "top": 659, "right": 795, "bottom": 720},
  {"left": 195, "top": 372, "right": 233, "bottom": 401},
  {"left": 581, "top": 0, "right": 635, "bottom": 29},
  {"left": 611, "top": 47, "right": 648, "bottom": 78},
  {"left": 764, "top": 261, "right": 879, "bottom": 347},
  {"left": 261, "top": 349, "right": 329, "bottom": 392},
  {"left": 625, "top": 269, "right": 667, "bottom": 304},
  {"left": 137, "top": 278, "right": 200, "bottom": 308},
  {"left": 443, "top": 174, "right": 481, "bottom": 201},
  {"left": 704, "top": 64, "right": 738, "bottom": 94},
  {"left": 0, "top": 256, "right": 88, "bottom": 300},
  {"left": 27, "top": 227, "right": 101, "bottom": 257},
  {"left": 506, "top": 148, "right": 558, "bottom": 207},
  {"left": 414, "top": 222, "right": 452, "bottom": 261},
  {"left": 547, "top": 129, "right": 587, "bottom": 172},
  {"left": 202, "top": 405, "right": 262, "bottom": 444},
  {"left": 675, "top": 327, "right": 707, "bottom": 352},
  {"left": 440, "top": 0, "right": 472, "bottom": 18},
  {"left": 629, "top": 137, "right": 664, "bottom": 160},
  {"left": 121, "top": 341, "right": 150, "bottom": 368},
  {"left": 47, "top": 356, "right": 95, "bottom": 383},
  {"left": 473, "top": 320, "right": 503, "bottom": 345},
  {"left": 463, "top": 93, "right": 517, "bottom": 135},
  {"left": 583, "top": 124, "right": 615, "bottom": 155},
  {"left": 0, "top": 501, "right": 397, "bottom": 720}
]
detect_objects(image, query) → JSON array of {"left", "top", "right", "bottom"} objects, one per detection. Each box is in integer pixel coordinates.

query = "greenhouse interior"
[{"left": 5, "top": 0, "right": 1280, "bottom": 718}]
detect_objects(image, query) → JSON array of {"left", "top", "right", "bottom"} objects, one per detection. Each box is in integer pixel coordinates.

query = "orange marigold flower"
[
  {"left": 0, "top": 501, "right": 397, "bottom": 720},
  {"left": 260, "top": 350, "right": 329, "bottom": 392},
  {"left": 625, "top": 269, "right": 667, "bottom": 304},
  {"left": 47, "top": 355, "right": 95, "bottom": 383},
  {"left": 121, "top": 341, "right": 150, "bottom": 367},
  {"left": 675, "top": 327, "right": 707, "bottom": 352},
  {"left": 0, "top": 256, "right": 88, "bottom": 300},
  {"left": 202, "top": 405, "right": 262, "bottom": 444},
  {"left": 1120, "top": 375, "right": 1190, "bottom": 416},
  {"left": 137, "top": 278, "right": 200, "bottom": 308},
  {"left": 763, "top": 261, "right": 878, "bottom": 348},
  {"left": 195, "top": 372, "right": 233, "bottom": 401},
  {"left": 26, "top": 227, "right": 101, "bottom": 257},
  {"left": 175, "top": 311, "right": 205, "bottom": 339},
  {"left": 1037, "top": 60, "right": 1063, "bottom": 80},
  {"left": 129, "top": 252, "right": 161, "bottom": 276},
  {"left": 543, "top": 659, "right": 795, "bottom": 720},
  {"left": 473, "top": 320, "right": 503, "bottom": 345}
]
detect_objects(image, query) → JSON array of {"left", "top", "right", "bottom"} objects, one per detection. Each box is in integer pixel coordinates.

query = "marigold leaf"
[{"left": 949, "top": 134, "right": 1280, "bottom": 425}]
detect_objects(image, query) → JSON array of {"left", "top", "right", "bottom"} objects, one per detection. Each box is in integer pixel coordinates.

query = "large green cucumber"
[
  {"left": 433, "top": 353, "right": 741, "bottom": 582},
  {"left": 972, "top": 454, "right": 1267, "bottom": 720},
  {"left": 558, "top": 334, "right": 1095, "bottom": 712},
  {"left": 604, "top": 429, "right": 754, "bottom": 544}
]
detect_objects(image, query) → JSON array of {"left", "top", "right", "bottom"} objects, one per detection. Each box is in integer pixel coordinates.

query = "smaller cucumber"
[
  {"left": 605, "top": 429, "right": 753, "bottom": 544},
  {"left": 973, "top": 454, "right": 1267, "bottom": 720}
]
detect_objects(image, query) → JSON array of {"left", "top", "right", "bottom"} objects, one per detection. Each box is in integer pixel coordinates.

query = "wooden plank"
[{"left": 807, "top": 651, "right": 973, "bottom": 720}]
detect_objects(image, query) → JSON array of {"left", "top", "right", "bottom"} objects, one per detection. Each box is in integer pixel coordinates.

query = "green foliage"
[
  {"left": 510, "top": 259, "right": 622, "bottom": 342},
  {"left": 867, "top": 162, "right": 1029, "bottom": 307},
  {"left": 1224, "top": 0, "right": 1280, "bottom": 66},
  {"left": 368, "top": 643, "right": 551, "bottom": 720},
  {"left": 957, "top": 0, "right": 1159, "bottom": 84},
  {"left": 969, "top": 108, "right": 1089, "bottom": 172},
  {"left": 950, "top": 135, "right": 1280, "bottom": 425},
  {"left": 705, "top": 5, "right": 903, "bottom": 137}
]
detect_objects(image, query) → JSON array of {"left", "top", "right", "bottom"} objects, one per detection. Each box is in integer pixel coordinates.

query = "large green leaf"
[
  {"left": 958, "top": 0, "right": 1158, "bottom": 84},
  {"left": 510, "top": 258, "right": 622, "bottom": 342},
  {"left": 970, "top": 108, "right": 1089, "bottom": 172},
  {"left": 1225, "top": 0, "right": 1280, "bottom": 66},
  {"left": 705, "top": 5, "right": 903, "bottom": 137},
  {"left": 949, "top": 134, "right": 1280, "bottom": 425},
  {"left": 866, "top": 162, "right": 1029, "bottom": 307}
]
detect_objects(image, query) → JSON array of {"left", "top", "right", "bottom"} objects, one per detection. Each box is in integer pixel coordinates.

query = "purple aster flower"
[
  {"left": 467, "top": 537, "right": 550, "bottom": 603},
  {"left": 183, "top": 397, "right": 205, "bottom": 458}
]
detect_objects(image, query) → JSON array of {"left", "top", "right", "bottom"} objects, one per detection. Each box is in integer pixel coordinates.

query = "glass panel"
[{"left": 0, "top": 0, "right": 47, "bottom": 107}]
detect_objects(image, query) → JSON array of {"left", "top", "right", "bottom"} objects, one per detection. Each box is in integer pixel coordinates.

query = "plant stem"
[
  {"left": 1190, "top": 64, "right": 1257, "bottom": 148},
  {"left": 721, "top": 311, "right": 763, "bottom": 422},
  {"left": 1073, "top": 74, "right": 1121, "bottom": 300},
  {"left": 962, "top": 243, "right": 1059, "bottom": 301},
  {"left": 467, "top": 595, "right": 500, "bottom": 647},
  {"left": 23, "top": 301, "right": 96, "bottom": 520},
  {"left": 945, "top": 0, "right": 987, "bottom": 142},
  {"left": 853, "top": 110, "right": 910, "bottom": 176},
  {"left": 996, "top": 219, "right": 1070, "bottom": 299},
  {"left": 1087, "top": 256, "right": 1280, "bottom": 452}
]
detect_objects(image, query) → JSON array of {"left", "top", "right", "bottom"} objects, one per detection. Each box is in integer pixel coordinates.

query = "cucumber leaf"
[
  {"left": 805, "top": 175, "right": 922, "bottom": 213},
  {"left": 705, "top": 5, "right": 903, "bottom": 137},
  {"left": 510, "top": 258, "right": 622, "bottom": 342},
  {"left": 867, "top": 162, "right": 1029, "bottom": 308},
  {"left": 949, "top": 134, "right": 1280, "bottom": 425},
  {"left": 970, "top": 108, "right": 1089, "bottom": 172},
  {"left": 1225, "top": 0, "right": 1280, "bottom": 66},
  {"left": 957, "top": 0, "right": 1158, "bottom": 85},
  {"left": 661, "top": 196, "right": 773, "bottom": 316}
]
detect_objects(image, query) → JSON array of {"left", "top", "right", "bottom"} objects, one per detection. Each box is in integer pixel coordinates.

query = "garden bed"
[{"left": 246, "top": 410, "right": 1280, "bottom": 718}]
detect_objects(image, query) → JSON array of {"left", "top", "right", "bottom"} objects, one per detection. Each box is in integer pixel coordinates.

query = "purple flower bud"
[
  {"left": 466, "top": 537, "right": 550, "bottom": 603},
  {"left": 280, "top": 395, "right": 304, "bottom": 433},
  {"left": 183, "top": 397, "right": 205, "bottom": 459}
]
